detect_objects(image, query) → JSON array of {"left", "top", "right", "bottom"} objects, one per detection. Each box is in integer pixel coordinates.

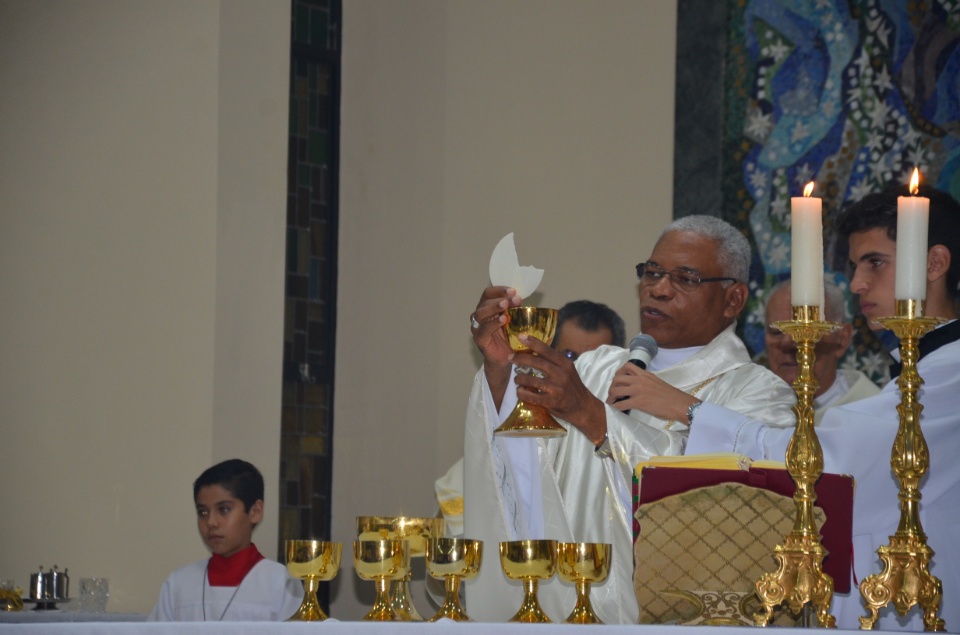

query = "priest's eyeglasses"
[{"left": 636, "top": 262, "right": 738, "bottom": 292}]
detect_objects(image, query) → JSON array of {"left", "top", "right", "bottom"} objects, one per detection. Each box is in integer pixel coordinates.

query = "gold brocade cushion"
[{"left": 634, "top": 482, "right": 825, "bottom": 625}]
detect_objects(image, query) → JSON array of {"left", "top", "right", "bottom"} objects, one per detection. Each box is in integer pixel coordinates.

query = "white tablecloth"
[
  {"left": 0, "top": 619, "right": 873, "bottom": 635},
  {"left": 0, "top": 611, "right": 146, "bottom": 624}
]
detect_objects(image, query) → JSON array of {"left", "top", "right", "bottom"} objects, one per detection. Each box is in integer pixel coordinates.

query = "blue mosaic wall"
[{"left": 677, "top": 0, "right": 960, "bottom": 385}]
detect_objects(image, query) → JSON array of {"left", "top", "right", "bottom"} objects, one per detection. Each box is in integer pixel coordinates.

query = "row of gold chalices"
[
  {"left": 285, "top": 536, "right": 608, "bottom": 623},
  {"left": 500, "top": 539, "right": 611, "bottom": 624}
]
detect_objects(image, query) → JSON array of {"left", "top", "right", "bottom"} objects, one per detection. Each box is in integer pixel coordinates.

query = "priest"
[{"left": 463, "top": 215, "right": 796, "bottom": 623}]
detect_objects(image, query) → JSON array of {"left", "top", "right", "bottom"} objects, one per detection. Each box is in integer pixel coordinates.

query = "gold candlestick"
[
  {"left": 859, "top": 299, "right": 945, "bottom": 631},
  {"left": 754, "top": 304, "right": 838, "bottom": 627}
]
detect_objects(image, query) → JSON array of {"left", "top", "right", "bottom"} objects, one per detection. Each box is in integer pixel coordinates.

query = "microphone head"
[{"left": 628, "top": 334, "right": 658, "bottom": 357}]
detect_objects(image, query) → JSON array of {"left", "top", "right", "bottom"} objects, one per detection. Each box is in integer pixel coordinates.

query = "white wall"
[
  {"left": 334, "top": 0, "right": 677, "bottom": 619},
  {"left": 0, "top": 0, "right": 677, "bottom": 619},
  {"left": 0, "top": 0, "right": 290, "bottom": 613}
]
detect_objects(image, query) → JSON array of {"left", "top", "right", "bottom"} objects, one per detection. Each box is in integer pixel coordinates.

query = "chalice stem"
[
  {"left": 288, "top": 577, "right": 327, "bottom": 621},
  {"left": 389, "top": 574, "right": 422, "bottom": 621},
  {"left": 566, "top": 580, "right": 601, "bottom": 624},
  {"left": 365, "top": 578, "right": 399, "bottom": 621},
  {"left": 512, "top": 578, "right": 550, "bottom": 622},
  {"left": 445, "top": 575, "right": 462, "bottom": 599},
  {"left": 431, "top": 576, "right": 470, "bottom": 622},
  {"left": 523, "top": 577, "right": 538, "bottom": 600}
]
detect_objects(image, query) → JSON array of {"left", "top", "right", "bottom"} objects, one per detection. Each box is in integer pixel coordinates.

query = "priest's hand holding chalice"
[{"left": 471, "top": 233, "right": 567, "bottom": 437}]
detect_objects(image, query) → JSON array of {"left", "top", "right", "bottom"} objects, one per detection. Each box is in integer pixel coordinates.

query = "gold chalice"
[
  {"left": 355, "top": 516, "right": 443, "bottom": 620},
  {"left": 494, "top": 307, "right": 566, "bottom": 437},
  {"left": 425, "top": 537, "right": 483, "bottom": 622},
  {"left": 353, "top": 539, "right": 409, "bottom": 621},
  {"left": 285, "top": 540, "right": 342, "bottom": 621},
  {"left": 499, "top": 539, "right": 558, "bottom": 622},
  {"left": 556, "top": 542, "right": 610, "bottom": 624}
]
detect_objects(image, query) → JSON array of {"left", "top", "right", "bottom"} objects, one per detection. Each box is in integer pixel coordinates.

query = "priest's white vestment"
[
  {"left": 814, "top": 368, "right": 881, "bottom": 425},
  {"left": 148, "top": 558, "right": 303, "bottom": 621},
  {"left": 463, "top": 323, "right": 796, "bottom": 623},
  {"left": 687, "top": 324, "right": 960, "bottom": 630}
]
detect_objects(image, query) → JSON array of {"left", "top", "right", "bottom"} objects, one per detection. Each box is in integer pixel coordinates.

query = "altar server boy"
[{"left": 148, "top": 459, "right": 302, "bottom": 621}]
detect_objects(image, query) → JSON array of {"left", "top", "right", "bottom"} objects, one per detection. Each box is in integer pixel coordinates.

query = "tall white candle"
[
  {"left": 791, "top": 182, "right": 824, "bottom": 309},
  {"left": 896, "top": 168, "right": 929, "bottom": 302}
]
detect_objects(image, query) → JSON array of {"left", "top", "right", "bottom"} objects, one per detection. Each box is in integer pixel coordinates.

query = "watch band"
[
  {"left": 686, "top": 400, "right": 702, "bottom": 425},
  {"left": 594, "top": 433, "right": 613, "bottom": 459}
]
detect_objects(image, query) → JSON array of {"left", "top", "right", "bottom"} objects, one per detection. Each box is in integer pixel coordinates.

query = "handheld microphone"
[
  {"left": 626, "top": 334, "right": 658, "bottom": 369},
  {"left": 615, "top": 334, "right": 658, "bottom": 404}
]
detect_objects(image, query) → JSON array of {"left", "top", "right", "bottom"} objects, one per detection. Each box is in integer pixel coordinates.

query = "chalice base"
[
  {"left": 509, "top": 581, "right": 551, "bottom": 623},
  {"left": 389, "top": 578, "right": 422, "bottom": 621},
  {"left": 494, "top": 401, "right": 567, "bottom": 438},
  {"left": 286, "top": 579, "right": 327, "bottom": 621},
  {"left": 859, "top": 535, "right": 945, "bottom": 631},
  {"left": 753, "top": 536, "right": 835, "bottom": 628},
  {"left": 565, "top": 582, "right": 602, "bottom": 624},
  {"left": 428, "top": 577, "right": 471, "bottom": 622},
  {"left": 363, "top": 581, "right": 403, "bottom": 621}
]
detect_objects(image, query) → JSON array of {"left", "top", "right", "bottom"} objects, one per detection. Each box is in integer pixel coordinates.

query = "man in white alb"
[{"left": 463, "top": 216, "right": 796, "bottom": 623}]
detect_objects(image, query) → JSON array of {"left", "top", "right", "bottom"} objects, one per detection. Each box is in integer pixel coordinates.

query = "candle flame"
[
  {"left": 803, "top": 182, "right": 815, "bottom": 197},
  {"left": 909, "top": 168, "right": 920, "bottom": 195}
]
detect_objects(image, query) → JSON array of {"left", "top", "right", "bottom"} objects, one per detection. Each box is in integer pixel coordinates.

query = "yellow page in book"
[
  {"left": 752, "top": 459, "right": 788, "bottom": 469},
  {"left": 634, "top": 453, "right": 786, "bottom": 479}
]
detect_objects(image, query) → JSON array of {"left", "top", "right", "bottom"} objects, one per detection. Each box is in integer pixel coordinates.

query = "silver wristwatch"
[
  {"left": 686, "top": 400, "right": 702, "bottom": 425},
  {"left": 594, "top": 433, "right": 613, "bottom": 459}
]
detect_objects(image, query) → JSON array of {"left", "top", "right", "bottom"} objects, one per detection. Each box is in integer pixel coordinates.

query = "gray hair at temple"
[
  {"left": 765, "top": 275, "right": 849, "bottom": 323},
  {"left": 660, "top": 215, "right": 751, "bottom": 283}
]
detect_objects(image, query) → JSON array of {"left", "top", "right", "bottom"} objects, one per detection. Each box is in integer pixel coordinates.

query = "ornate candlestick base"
[
  {"left": 755, "top": 534, "right": 834, "bottom": 627},
  {"left": 859, "top": 535, "right": 942, "bottom": 631},
  {"left": 754, "top": 305, "right": 838, "bottom": 628},
  {"left": 860, "top": 300, "right": 945, "bottom": 631}
]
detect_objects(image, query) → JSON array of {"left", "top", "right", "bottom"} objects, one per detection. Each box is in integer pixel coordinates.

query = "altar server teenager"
[
  {"left": 464, "top": 215, "right": 796, "bottom": 624},
  {"left": 687, "top": 184, "right": 960, "bottom": 630},
  {"left": 148, "top": 459, "right": 302, "bottom": 621}
]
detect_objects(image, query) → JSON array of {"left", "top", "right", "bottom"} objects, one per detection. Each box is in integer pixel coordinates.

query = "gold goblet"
[
  {"left": 355, "top": 516, "right": 444, "bottom": 620},
  {"left": 494, "top": 307, "right": 566, "bottom": 437},
  {"left": 499, "top": 539, "right": 558, "bottom": 623},
  {"left": 556, "top": 542, "right": 610, "bottom": 624},
  {"left": 285, "top": 540, "right": 342, "bottom": 621},
  {"left": 425, "top": 537, "right": 483, "bottom": 622},
  {"left": 354, "top": 539, "right": 409, "bottom": 621}
]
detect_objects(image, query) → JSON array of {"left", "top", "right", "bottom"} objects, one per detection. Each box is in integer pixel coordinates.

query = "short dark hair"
[
  {"left": 193, "top": 459, "right": 264, "bottom": 512},
  {"left": 836, "top": 183, "right": 960, "bottom": 300},
  {"left": 555, "top": 300, "right": 626, "bottom": 348}
]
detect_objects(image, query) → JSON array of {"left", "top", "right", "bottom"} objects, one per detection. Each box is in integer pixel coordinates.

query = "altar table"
[{"left": 0, "top": 620, "right": 877, "bottom": 635}]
